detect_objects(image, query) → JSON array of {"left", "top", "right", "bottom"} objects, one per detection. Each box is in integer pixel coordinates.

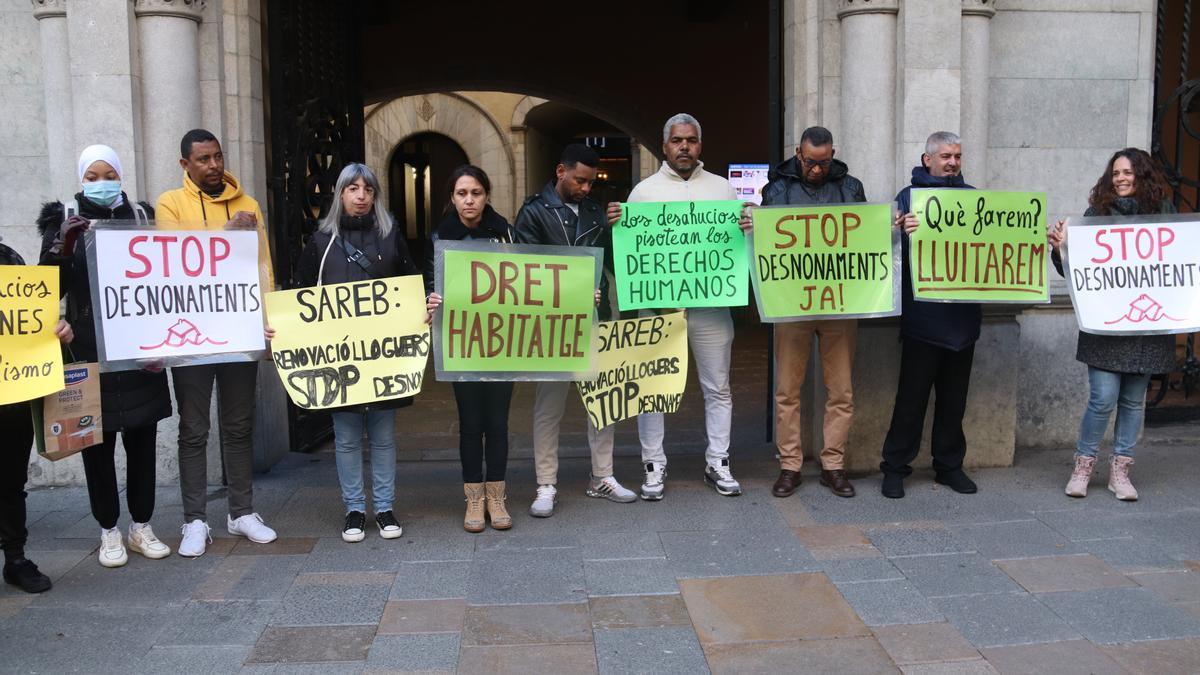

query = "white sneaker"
[
  {"left": 128, "top": 522, "right": 171, "bottom": 559},
  {"left": 98, "top": 527, "right": 128, "bottom": 568},
  {"left": 179, "top": 520, "right": 211, "bottom": 557},
  {"left": 529, "top": 484, "right": 557, "bottom": 518},
  {"left": 704, "top": 460, "right": 743, "bottom": 496},
  {"left": 227, "top": 513, "right": 277, "bottom": 544},
  {"left": 641, "top": 462, "right": 667, "bottom": 501},
  {"left": 586, "top": 476, "right": 637, "bottom": 503}
]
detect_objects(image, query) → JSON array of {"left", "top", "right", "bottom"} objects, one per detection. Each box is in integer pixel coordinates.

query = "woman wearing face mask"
[
  {"left": 37, "top": 144, "right": 173, "bottom": 567},
  {"left": 1048, "top": 148, "right": 1176, "bottom": 501},
  {"left": 423, "top": 165, "right": 516, "bottom": 533},
  {"left": 267, "top": 163, "right": 419, "bottom": 543}
]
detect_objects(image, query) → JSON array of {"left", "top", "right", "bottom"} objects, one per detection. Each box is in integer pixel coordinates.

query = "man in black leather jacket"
[
  {"left": 514, "top": 144, "right": 636, "bottom": 517},
  {"left": 760, "top": 127, "right": 866, "bottom": 500}
]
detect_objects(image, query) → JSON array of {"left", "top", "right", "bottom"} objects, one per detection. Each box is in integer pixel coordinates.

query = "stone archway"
[{"left": 365, "top": 93, "right": 518, "bottom": 218}]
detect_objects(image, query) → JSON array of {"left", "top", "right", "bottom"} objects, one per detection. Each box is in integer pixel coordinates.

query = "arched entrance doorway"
[{"left": 388, "top": 132, "right": 468, "bottom": 259}]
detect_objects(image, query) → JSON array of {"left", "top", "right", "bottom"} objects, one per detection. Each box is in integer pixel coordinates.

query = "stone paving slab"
[
  {"left": 9, "top": 437, "right": 1200, "bottom": 672},
  {"left": 593, "top": 626, "right": 709, "bottom": 675}
]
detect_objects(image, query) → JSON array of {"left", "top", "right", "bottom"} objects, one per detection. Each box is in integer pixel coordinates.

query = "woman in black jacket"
[
  {"left": 424, "top": 165, "right": 515, "bottom": 533},
  {"left": 37, "top": 144, "right": 172, "bottom": 568},
  {"left": 270, "top": 163, "right": 418, "bottom": 543},
  {"left": 1049, "top": 148, "right": 1176, "bottom": 501}
]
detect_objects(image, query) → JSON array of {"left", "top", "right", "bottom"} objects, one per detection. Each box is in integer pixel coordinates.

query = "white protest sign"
[
  {"left": 1064, "top": 213, "right": 1200, "bottom": 335},
  {"left": 87, "top": 226, "right": 267, "bottom": 370}
]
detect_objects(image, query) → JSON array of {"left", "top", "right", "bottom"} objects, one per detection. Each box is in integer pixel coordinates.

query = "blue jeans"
[
  {"left": 1077, "top": 367, "right": 1150, "bottom": 459},
  {"left": 331, "top": 409, "right": 397, "bottom": 513}
]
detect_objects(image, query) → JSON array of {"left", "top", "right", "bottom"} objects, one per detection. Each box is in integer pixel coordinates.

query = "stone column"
[
  {"left": 134, "top": 0, "right": 205, "bottom": 203},
  {"left": 32, "top": 0, "right": 74, "bottom": 200},
  {"left": 961, "top": 0, "right": 996, "bottom": 186},
  {"left": 838, "top": 0, "right": 898, "bottom": 202}
]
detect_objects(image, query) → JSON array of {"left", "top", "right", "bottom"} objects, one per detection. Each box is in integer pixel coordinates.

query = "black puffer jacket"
[
  {"left": 762, "top": 156, "right": 867, "bottom": 206},
  {"left": 295, "top": 212, "right": 421, "bottom": 412},
  {"left": 1051, "top": 198, "right": 1176, "bottom": 374},
  {"left": 423, "top": 205, "right": 514, "bottom": 295},
  {"left": 513, "top": 182, "right": 612, "bottom": 320},
  {"left": 896, "top": 166, "right": 982, "bottom": 351},
  {"left": 37, "top": 194, "right": 172, "bottom": 431}
]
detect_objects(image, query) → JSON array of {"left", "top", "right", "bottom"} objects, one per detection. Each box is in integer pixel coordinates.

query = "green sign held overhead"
[
  {"left": 612, "top": 200, "right": 748, "bottom": 310},
  {"left": 751, "top": 202, "right": 899, "bottom": 321},
  {"left": 908, "top": 189, "right": 1050, "bottom": 303},
  {"left": 433, "top": 240, "right": 601, "bottom": 381}
]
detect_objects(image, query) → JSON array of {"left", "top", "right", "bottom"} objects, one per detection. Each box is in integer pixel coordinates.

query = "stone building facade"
[{"left": 0, "top": 0, "right": 1161, "bottom": 484}]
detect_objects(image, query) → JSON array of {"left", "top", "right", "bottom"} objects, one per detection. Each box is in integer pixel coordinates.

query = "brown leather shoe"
[
  {"left": 772, "top": 470, "right": 801, "bottom": 498},
  {"left": 820, "top": 469, "right": 856, "bottom": 498}
]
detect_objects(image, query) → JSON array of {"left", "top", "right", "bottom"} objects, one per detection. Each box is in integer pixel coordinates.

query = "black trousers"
[
  {"left": 880, "top": 338, "right": 975, "bottom": 477},
  {"left": 452, "top": 381, "right": 513, "bottom": 483},
  {"left": 82, "top": 426, "right": 158, "bottom": 530},
  {"left": 0, "top": 403, "right": 34, "bottom": 561}
]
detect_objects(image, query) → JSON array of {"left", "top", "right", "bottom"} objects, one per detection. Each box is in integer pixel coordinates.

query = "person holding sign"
[
  {"left": 880, "top": 132, "right": 980, "bottom": 499},
  {"left": 37, "top": 144, "right": 173, "bottom": 568},
  {"left": 606, "top": 113, "right": 742, "bottom": 499},
  {"left": 1048, "top": 148, "right": 1176, "bottom": 501},
  {"left": 514, "top": 144, "right": 635, "bottom": 515},
  {"left": 757, "top": 126, "right": 866, "bottom": 499},
  {"left": 424, "top": 165, "right": 517, "bottom": 532},
  {"left": 0, "top": 240, "right": 72, "bottom": 593},
  {"left": 267, "top": 163, "right": 419, "bottom": 542},
  {"left": 156, "top": 129, "right": 277, "bottom": 556}
]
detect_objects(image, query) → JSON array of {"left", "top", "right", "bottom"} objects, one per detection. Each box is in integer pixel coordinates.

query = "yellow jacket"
[{"left": 155, "top": 170, "right": 274, "bottom": 292}]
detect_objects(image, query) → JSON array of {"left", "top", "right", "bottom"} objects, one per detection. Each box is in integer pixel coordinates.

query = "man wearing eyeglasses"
[{"left": 759, "top": 126, "right": 866, "bottom": 499}]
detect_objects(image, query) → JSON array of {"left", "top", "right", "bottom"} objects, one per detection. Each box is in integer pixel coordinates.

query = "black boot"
[
  {"left": 881, "top": 473, "right": 905, "bottom": 499},
  {"left": 934, "top": 469, "right": 978, "bottom": 494},
  {"left": 3, "top": 557, "right": 52, "bottom": 594}
]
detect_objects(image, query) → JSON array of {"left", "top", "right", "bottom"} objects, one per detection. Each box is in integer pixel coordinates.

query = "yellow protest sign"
[
  {"left": 577, "top": 312, "right": 688, "bottom": 429},
  {"left": 0, "top": 266, "right": 64, "bottom": 405},
  {"left": 264, "top": 275, "right": 431, "bottom": 410}
]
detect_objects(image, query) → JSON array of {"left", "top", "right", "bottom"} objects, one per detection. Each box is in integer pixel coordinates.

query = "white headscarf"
[{"left": 77, "top": 144, "right": 123, "bottom": 183}]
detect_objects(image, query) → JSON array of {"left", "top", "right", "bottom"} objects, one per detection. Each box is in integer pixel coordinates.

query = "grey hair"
[
  {"left": 663, "top": 113, "right": 702, "bottom": 143},
  {"left": 924, "top": 131, "right": 961, "bottom": 156},
  {"left": 319, "top": 163, "right": 394, "bottom": 238}
]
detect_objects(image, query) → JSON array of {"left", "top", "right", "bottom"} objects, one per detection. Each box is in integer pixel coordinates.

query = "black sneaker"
[
  {"left": 934, "top": 470, "right": 978, "bottom": 494},
  {"left": 881, "top": 473, "right": 905, "bottom": 499},
  {"left": 375, "top": 511, "right": 403, "bottom": 539},
  {"left": 342, "top": 511, "right": 367, "bottom": 543},
  {"left": 3, "top": 558, "right": 52, "bottom": 593}
]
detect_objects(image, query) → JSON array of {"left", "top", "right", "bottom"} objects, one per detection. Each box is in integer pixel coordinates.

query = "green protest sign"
[
  {"left": 908, "top": 189, "right": 1049, "bottom": 303},
  {"left": 612, "top": 200, "right": 748, "bottom": 310},
  {"left": 433, "top": 240, "right": 601, "bottom": 381},
  {"left": 750, "top": 203, "right": 899, "bottom": 321}
]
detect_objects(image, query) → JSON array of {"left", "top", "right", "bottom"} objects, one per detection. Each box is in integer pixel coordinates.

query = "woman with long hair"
[
  {"left": 268, "top": 163, "right": 419, "bottom": 542},
  {"left": 37, "top": 144, "right": 173, "bottom": 567},
  {"left": 424, "top": 165, "right": 515, "bottom": 533},
  {"left": 1049, "top": 147, "right": 1176, "bottom": 501}
]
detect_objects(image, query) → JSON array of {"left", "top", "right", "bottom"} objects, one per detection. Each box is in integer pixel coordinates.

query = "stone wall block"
[
  {"left": 988, "top": 78, "right": 1128, "bottom": 149},
  {"left": 991, "top": 11, "right": 1141, "bottom": 80}
]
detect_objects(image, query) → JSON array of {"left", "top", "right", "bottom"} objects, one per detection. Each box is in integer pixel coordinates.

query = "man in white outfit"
[{"left": 606, "top": 113, "right": 741, "bottom": 500}]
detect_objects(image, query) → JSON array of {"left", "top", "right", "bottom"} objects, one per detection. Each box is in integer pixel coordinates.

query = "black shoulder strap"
[{"left": 338, "top": 235, "right": 374, "bottom": 275}]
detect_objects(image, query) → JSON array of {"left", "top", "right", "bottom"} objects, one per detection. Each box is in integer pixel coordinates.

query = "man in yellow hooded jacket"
[{"left": 155, "top": 128, "right": 277, "bottom": 556}]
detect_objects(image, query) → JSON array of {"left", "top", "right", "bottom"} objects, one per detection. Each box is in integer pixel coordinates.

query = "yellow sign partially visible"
[
  {"left": 577, "top": 312, "right": 688, "bottom": 429},
  {"left": 264, "top": 275, "right": 431, "bottom": 410},
  {"left": 0, "top": 266, "right": 63, "bottom": 405}
]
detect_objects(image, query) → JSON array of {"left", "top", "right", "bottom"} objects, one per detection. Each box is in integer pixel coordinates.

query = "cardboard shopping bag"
[{"left": 31, "top": 362, "right": 103, "bottom": 461}]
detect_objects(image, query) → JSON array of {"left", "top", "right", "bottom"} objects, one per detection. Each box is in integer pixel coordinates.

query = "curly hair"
[{"left": 1088, "top": 148, "right": 1169, "bottom": 215}]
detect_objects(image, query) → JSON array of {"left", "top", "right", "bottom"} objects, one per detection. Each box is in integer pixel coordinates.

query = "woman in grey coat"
[{"left": 1049, "top": 148, "right": 1176, "bottom": 501}]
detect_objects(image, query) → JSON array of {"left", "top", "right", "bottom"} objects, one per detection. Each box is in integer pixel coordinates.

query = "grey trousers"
[
  {"left": 173, "top": 361, "right": 258, "bottom": 522},
  {"left": 533, "top": 381, "right": 615, "bottom": 485}
]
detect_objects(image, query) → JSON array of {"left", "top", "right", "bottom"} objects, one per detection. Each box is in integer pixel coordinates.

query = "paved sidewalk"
[{"left": 4, "top": 422, "right": 1200, "bottom": 673}]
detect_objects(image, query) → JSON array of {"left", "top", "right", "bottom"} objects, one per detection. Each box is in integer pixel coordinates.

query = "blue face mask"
[{"left": 82, "top": 180, "right": 121, "bottom": 207}]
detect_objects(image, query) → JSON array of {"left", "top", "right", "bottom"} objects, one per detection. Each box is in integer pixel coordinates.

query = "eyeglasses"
[{"left": 800, "top": 156, "right": 832, "bottom": 169}]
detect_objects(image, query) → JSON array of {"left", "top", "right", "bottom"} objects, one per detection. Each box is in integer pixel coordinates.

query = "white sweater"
[{"left": 628, "top": 161, "right": 737, "bottom": 203}]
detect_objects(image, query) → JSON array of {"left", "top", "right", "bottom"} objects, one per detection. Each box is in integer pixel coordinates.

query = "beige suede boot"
[
  {"left": 484, "top": 481, "right": 513, "bottom": 530},
  {"left": 463, "top": 483, "right": 486, "bottom": 532},
  {"left": 1065, "top": 455, "right": 1096, "bottom": 498}
]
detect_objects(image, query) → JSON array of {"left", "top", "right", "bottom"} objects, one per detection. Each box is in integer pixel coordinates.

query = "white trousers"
[{"left": 532, "top": 381, "right": 616, "bottom": 484}]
